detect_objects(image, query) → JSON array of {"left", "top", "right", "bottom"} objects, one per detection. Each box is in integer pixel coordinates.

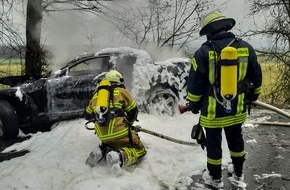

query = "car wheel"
[
  {"left": 146, "top": 88, "right": 178, "bottom": 116},
  {"left": 0, "top": 100, "right": 19, "bottom": 140}
]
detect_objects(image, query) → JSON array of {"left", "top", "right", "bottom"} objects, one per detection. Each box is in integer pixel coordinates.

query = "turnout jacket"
[
  {"left": 85, "top": 86, "right": 138, "bottom": 142},
  {"left": 186, "top": 32, "right": 262, "bottom": 128}
]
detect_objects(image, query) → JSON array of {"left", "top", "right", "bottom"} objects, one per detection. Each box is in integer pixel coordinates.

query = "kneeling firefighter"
[{"left": 84, "top": 69, "right": 147, "bottom": 175}]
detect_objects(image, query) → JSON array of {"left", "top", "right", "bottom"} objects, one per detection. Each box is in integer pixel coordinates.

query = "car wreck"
[{"left": 0, "top": 47, "right": 190, "bottom": 140}]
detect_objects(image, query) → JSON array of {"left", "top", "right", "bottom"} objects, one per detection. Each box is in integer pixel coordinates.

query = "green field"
[
  {"left": 0, "top": 59, "right": 24, "bottom": 76},
  {"left": 0, "top": 64, "right": 23, "bottom": 76},
  {"left": 260, "top": 63, "right": 278, "bottom": 93}
]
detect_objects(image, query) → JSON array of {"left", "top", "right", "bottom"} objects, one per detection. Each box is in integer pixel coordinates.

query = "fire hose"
[
  {"left": 84, "top": 121, "right": 197, "bottom": 147},
  {"left": 250, "top": 100, "right": 290, "bottom": 127}
]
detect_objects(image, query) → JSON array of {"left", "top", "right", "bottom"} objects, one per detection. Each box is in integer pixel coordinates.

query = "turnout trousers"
[
  {"left": 205, "top": 124, "right": 246, "bottom": 179},
  {"left": 105, "top": 130, "right": 147, "bottom": 166}
]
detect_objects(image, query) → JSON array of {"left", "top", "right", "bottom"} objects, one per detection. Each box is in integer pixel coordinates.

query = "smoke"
[
  {"left": 43, "top": 9, "right": 134, "bottom": 71},
  {"left": 143, "top": 44, "right": 187, "bottom": 62}
]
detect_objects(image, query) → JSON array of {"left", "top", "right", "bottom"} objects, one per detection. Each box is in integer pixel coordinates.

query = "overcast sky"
[{"left": 9, "top": 0, "right": 264, "bottom": 56}]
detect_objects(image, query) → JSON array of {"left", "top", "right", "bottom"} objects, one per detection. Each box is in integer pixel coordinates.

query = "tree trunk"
[{"left": 25, "top": 0, "right": 43, "bottom": 76}]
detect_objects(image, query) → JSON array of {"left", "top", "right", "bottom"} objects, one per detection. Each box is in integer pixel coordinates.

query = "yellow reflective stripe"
[
  {"left": 137, "top": 148, "right": 146, "bottom": 156},
  {"left": 209, "top": 60, "right": 215, "bottom": 84},
  {"left": 238, "top": 58, "right": 248, "bottom": 81},
  {"left": 186, "top": 92, "right": 202, "bottom": 102},
  {"left": 254, "top": 86, "right": 262, "bottom": 94},
  {"left": 113, "top": 90, "right": 119, "bottom": 96},
  {"left": 94, "top": 123, "right": 103, "bottom": 136},
  {"left": 123, "top": 147, "right": 132, "bottom": 161},
  {"left": 208, "top": 50, "right": 218, "bottom": 60},
  {"left": 125, "top": 101, "right": 137, "bottom": 111},
  {"left": 236, "top": 93, "right": 244, "bottom": 114},
  {"left": 197, "top": 128, "right": 203, "bottom": 140},
  {"left": 191, "top": 58, "right": 198, "bottom": 71},
  {"left": 200, "top": 113, "right": 246, "bottom": 128},
  {"left": 230, "top": 150, "right": 245, "bottom": 158},
  {"left": 110, "top": 102, "right": 122, "bottom": 109},
  {"left": 93, "top": 93, "right": 98, "bottom": 99},
  {"left": 108, "top": 119, "right": 115, "bottom": 134},
  {"left": 86, "top": 107, "right": 93, "bottom": 114},
  {"left": 123, "top": 147, "right": 146, "bottom": 166},
  {"left": 98, "top": 128, "right": 128, "bottom": 141},
  {"left": 123, "top": 147, "right": 136, "bottom": 166},
  {"left": 207, "top": 96, "right": 216, "bottom": 118},
  {"left": 237, "top": 47, "right": 249, "bottom": 57},
  {"left": 94, "top": 119, "right": 129, "bottom": 141},
  {"left": 207, "top": 157, "right": 222, "bottom": 165}
]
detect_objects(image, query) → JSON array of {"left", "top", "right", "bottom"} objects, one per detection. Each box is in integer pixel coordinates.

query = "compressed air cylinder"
[
  {"left": 220, "top": 47, "right": 238, "bottom": 100},
  {"left": 96, "top": 80, "right": 111, "bottom": 112}
]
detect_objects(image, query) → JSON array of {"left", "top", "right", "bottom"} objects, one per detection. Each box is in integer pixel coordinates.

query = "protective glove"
[
  {"left": 188, "top": 101, "right": 201, "bottom": 114},
  {"left": 83, "top": 110, "right": 96, "bottom": 121},
  {"left": 245, "top": 93, "right": 259, "bottom": 105},
  {"left": 245, "top": 93, "right": 259, "bottom": 115}
]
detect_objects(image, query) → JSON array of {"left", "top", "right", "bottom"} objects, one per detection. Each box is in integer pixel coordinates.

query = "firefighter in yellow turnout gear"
[{"left": 84, "top": 70, "right": 146, "bottom": 175}]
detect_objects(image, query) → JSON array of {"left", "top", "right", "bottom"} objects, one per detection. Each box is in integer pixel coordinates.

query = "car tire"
[
  {"left": 146, "top": 87, "right": 178, "bottom": 116},
  {"left": 0, "top": 100, "right": 19, "bottom": 140}
]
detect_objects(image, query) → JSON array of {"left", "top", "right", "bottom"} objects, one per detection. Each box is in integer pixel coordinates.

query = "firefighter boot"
[
  {"left": 106, "top": 150, "right": 124, "bottom": 176},
  {"left": 86, "top": 144, "right": 107, "bottom": 167},
  {"left": 202, "top": 170, "right": 224, "bottom": 189},
  {"left": 227, "top": 164, "right": 247, "bottom": 188}
]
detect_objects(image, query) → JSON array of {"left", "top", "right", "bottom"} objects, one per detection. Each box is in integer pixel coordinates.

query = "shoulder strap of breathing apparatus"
[{"left": 208, "top": 37, "right": 241, "bottom": 113}]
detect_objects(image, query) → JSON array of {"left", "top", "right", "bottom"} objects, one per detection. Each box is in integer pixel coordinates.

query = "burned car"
[{"left": 0, "top": 47, "right": 190, "bottom": 140}]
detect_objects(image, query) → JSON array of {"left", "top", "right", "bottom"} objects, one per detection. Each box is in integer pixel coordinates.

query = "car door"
[{"left": 46, "top": 56, "right": 111, "bottom": 122}]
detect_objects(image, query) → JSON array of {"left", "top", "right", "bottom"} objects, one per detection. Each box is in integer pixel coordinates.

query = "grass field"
[
  {"left": 0, "top": 59, "right": 24, "bottom": 88},
  {"left": 0, "top": 59, "right": 24, "bottom": 76},
  {"left": 260, "top": 63, "right": 279, "bottom": 95}
]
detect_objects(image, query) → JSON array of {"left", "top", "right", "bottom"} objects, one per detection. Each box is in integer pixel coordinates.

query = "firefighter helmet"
[
  {"left": 199, "top": 11, "right": 236, "bottom": 36},
  {"left": 104, "top": 70, "right": 124, "bottom": 83}
]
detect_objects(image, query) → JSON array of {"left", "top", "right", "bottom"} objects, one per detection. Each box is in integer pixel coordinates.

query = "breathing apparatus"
[
  {"left": 219, "top": 46, "right": 238, "bottom": 112},
  {"left": 95, "top": 70, "right": 124, "bottom": 125},
  {"left": 212, "top": 44, "right": 238, "bottom": 113},
  {"left": 96, "top": 79, "right": 112, "bottom": 124}
]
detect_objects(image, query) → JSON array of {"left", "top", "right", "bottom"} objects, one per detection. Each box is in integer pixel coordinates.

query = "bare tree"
[
  {"left": 0, "top": 1, "right": 26, "bottom": 76},
  {"left": 25, "top": 0, "right": 111, "bottom": 76},
  {"left": 246, "top": 0, "right": 290, "bottom": 106},
  {"left": 1, "top": 0, "right": 111, "bottom": 77},
  {"left": 25, "top": 0, "right": 43, "bottom": 76},
  {"left": 106, "top": 0, "right": 212, "bottom": 50}
]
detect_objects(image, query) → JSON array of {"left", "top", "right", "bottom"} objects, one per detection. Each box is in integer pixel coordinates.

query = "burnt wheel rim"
[{"left": 148, "top": 92, "right": 177, "bottom": 116}]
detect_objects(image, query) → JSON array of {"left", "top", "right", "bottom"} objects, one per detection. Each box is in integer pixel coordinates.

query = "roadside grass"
[
  {"left": 260, "top": 62, "right": 279, "bottom": 98},
  {"left": 0, "top": 64, "right": 23, "bottom": 76},
  {"left": 0, "top": 59, "right": 24, "bottom": 89}
]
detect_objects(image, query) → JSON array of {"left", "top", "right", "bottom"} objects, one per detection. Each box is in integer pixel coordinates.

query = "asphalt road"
[
  {"left": 242, "top": 110, "right": 290, "bottom": 190},
  {"left": 190, "top": 109, "right": 290, "bottom": 190}
]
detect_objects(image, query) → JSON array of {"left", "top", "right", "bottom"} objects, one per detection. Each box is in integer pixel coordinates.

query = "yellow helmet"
[
  {"left": 199, "top": 11, "right": 235, "bottom": 36},
  {"left": 104, "top": 69, "right": 124, "bottom": 83}
]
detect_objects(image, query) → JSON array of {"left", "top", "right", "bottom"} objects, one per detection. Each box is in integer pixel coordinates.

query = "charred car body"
[{"left": 0, "top": 47, "right": 190, "bottom": 140}]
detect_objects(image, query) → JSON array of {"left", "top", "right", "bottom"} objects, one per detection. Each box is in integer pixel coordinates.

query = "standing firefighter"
[
  {"left": 186, "top": 11, "right": 262, "bottom": 188},
  {"left": 84, "top": 70, "right": 147, "bottom": 176}
]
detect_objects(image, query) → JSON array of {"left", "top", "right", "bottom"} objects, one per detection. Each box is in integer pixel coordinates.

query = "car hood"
[{"left": 0, "top": 75, "right": 42, "bottom": 87}]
